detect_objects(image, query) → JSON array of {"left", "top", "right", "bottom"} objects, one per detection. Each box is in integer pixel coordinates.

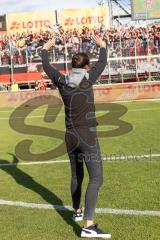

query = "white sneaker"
[
  {"left": 81, "top": 224, "right": 111, "bottom": 239},
  {"left": 73, "top": 210, "right": 84, "bottom": 222}
]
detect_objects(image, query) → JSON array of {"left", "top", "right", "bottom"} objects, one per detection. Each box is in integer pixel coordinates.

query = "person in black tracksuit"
[{"left": 42, "top": 35, "right": 111, "bottom": 239}]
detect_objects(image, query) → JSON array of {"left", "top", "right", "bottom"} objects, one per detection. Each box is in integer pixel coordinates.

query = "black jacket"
[{"left": 42, "top": 48, "right": 107, "bottom": 129}]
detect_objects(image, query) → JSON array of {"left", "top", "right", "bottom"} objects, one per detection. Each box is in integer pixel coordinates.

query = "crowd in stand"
[{"left": 0, "top": 24, "right": 160, "bottom": 65}]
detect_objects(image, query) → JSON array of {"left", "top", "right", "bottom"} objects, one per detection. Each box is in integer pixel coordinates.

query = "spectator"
[
  {"left": 11, "top": 81, "right": 19, "bottom": 92},
  {"left": 0, "top": 24, "right": 160, "bottom": 66},
  {"left": 38, "top": 80, "right": 47, "bottom": 91}
]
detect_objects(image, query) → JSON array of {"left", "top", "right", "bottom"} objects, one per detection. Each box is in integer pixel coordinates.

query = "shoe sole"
[
  {"left": 73, "top": 216, "right": 83, "bottom": 222},
  {"left": 81, "top": 232, "right": 111, "bottom": 239}
]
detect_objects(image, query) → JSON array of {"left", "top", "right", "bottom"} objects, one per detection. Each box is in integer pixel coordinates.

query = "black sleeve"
[
  {"left": 41, "top": 49, "right": 64, "bottom": 87},
  {"left": 88, "top": 47, "right": 107, "bottom": 84}
]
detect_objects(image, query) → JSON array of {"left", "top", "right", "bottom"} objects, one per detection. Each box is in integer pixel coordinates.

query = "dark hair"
[{"left": 72, "top": 52, "right": 90, "bottom": 68}]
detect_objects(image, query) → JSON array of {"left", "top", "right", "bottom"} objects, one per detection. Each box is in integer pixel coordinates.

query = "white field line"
[
  {"left": 0, "top": 199, "right": 159, "bottom": 216},
  {"left": 0, "top": 108, "right": 159, "bottom": 120},
  {"left": 113, "top": 98, "right": 160, "bottom": 103},
  {"left": 0, "top": 115, "right": 59, "bottom": 120},
  {"left": 0, "top": 160, "right": 69, "bottom": 166},
  {"left": 0, "top": 153, "right": 159, "bottom": 167}
]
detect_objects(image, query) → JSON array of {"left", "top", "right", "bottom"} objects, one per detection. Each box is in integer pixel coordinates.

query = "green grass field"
[{"left": 0, "top": 99, "right": 160, "bottom": 240}]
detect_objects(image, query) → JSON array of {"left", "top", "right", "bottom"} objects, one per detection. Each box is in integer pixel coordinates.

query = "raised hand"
[
  {"left": 92, "top": 35, "right": 106, "bottom": 48},
  {"left": 42, "top": 38, "right": 55, "bottom": 51}
]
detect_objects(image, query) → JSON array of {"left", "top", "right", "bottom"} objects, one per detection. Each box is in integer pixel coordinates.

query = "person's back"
[
  {"left": 42, "top": 40, "right": 107, "bottom": 129},
  {"left": 59, "top": 83, "right": 97, "bottom": 129}
]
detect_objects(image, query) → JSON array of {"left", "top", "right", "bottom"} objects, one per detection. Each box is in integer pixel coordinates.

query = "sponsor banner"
[
  {"left": 0, "top": 91, "right": 61, "bottom": 108},
  {"left": 0, "top": 82, "right": 160, "bottom": 108},
  {"left": 93, "top": 82, "right": 160, "bottom": 102},
  {"left": 60, "top": 7, "right": 110, "bottom": 30},
  {"left": 132, "top": 0, "right": 160, "bottom": 20},
  {"left": 6, "top": 11, "right": 55, "bottom": 33}
]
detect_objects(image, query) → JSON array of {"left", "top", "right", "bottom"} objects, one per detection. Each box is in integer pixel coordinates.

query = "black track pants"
[{"left": 65, "top": 126, "right": 103, "bottom": 220}]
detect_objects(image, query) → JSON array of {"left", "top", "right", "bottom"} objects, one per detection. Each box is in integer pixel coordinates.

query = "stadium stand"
[{"left": 0, "top": 0, "right": 160, "bottom": 89}]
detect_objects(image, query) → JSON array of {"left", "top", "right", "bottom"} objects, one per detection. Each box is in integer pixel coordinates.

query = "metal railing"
[{"left": 0, "top": 39, "right": 160, "bottom": 85}]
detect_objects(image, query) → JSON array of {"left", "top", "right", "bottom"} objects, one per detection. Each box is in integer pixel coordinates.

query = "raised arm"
[
  {"left": 41, "top": 39, "right": 63, "bottom": 87},
  {"left": 88, "top": 35, "right": 107, "bottom": 83}
]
